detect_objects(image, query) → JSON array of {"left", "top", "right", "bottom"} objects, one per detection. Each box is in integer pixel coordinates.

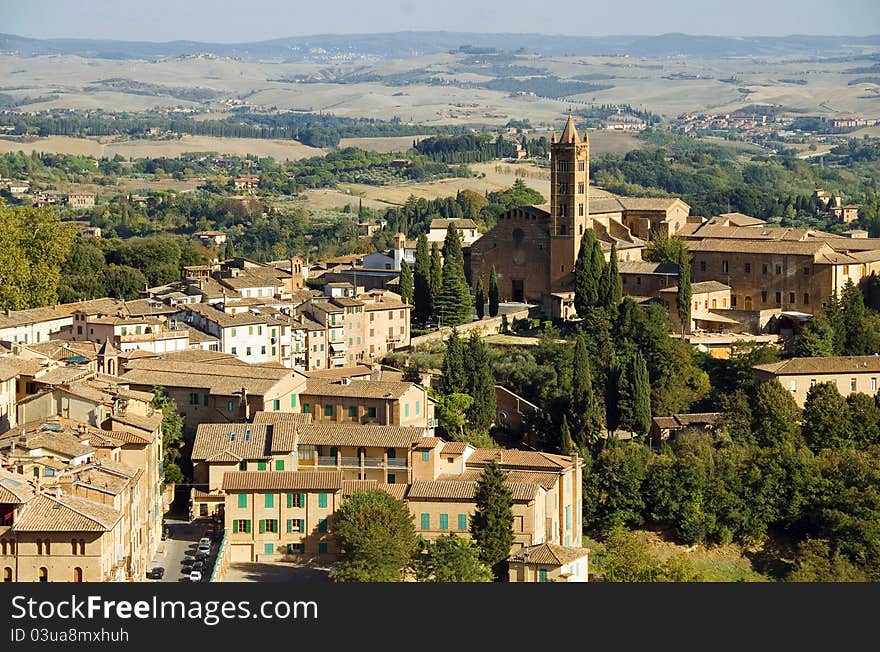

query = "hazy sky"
[{"left": 1, "top": 0, "right": 878, "bottom": 42}]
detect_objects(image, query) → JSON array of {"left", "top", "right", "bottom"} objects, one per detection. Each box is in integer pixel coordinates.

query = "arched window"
[
  {"left": 3, "top": 567, "right": 12, "bottom": 582},
  {"left": 38, "top": 567, "right": 48, "bottom": 583},
  {"left": 73, "top": 567, "right": 83, "bottom": 583},
  {"left": 386, "top": 447, "right": 396, "bottom": 459}
]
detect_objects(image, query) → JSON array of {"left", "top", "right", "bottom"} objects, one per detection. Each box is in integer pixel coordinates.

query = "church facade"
[{"left": 470, "top": 116, "right": 691, "bottom": 319}]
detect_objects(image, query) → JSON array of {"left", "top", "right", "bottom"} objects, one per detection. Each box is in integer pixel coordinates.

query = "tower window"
[
  {"left": 578, "top": 203, "right": 584, "bottom": 216},
  {"left": 560, "top": 225, "right": 567, "bottom": 235},
  {"left": 559, "top": 183, "right": 568, "bottom": 194},
  {"left": 578, "top": 161, "right": 585, "bottom": 172},
  {"left": 577, "top": 182, "right": 585, "bottom": 194},
  {"left": 558, "top": 160, "right": 569, "bottom": 172},
  {"left": 558, "top": 204, "right": 567, "bottom": 218}
]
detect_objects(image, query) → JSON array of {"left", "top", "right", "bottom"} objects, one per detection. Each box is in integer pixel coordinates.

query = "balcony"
[
  {"left": 387, "top": 458, "right": 408, "bottom": 468},
  {"left": 363, "top": 457, "right": 384, "bottom": 468},
  {"left": 317, "top": 456, "right": 337, "bottom": 466},
  {"left": 340, "top": 456, "right": 361, "bottom": 467}
]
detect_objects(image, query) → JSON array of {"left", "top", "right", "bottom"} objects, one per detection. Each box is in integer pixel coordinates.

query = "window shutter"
[
  {"left": 233, "top": 520, "right": 239, "bottom": 534},
  {"left": 300, "top": 493, "right": 306, "bottom": 508},
  {"left": 458, "top": 514, "right": 467, "bottom": 531},
  {"left": 245, "top": 520, "right": 251, "bottom": 533},
  {"left": 286, "top": 519, "right": 293, "bottom": 533},
  {"left": 318, "top": 493, "right": 327, "bottom": 508},
  {"left": 287, "top": 493, "right": 293, "bottom": 509},
  {"left": 318, "top": 518, "right": 327, "bottom": 532},
  {"left": 238, "top": 494, "right": 247, "bottom": 508},
  {"left": 420, "top": 513, "right": 430, "bottom": 530},
  {"left": 259, "top": 520, "right": 265, "bottom": 534}
]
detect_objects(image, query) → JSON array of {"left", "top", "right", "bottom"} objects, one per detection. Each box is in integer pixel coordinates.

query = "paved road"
[
  {"left": 147, "top": 519, "right": 218, "bottom": 583},
  {"left": 224, "top": 563, "right": 331, "bottom": 583}
]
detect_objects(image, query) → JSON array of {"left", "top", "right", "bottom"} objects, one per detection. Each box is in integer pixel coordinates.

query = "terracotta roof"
[
  {"left": 303, "top": 378, "right": 416, "bottom": 400},
  {"left": 508, "top": 542, "right": 589, "bottom": 565},
  {"left": 252, "top": 411, "right": 313, "bottom": 427},
  {"left": 179, "top": 303, "right": 270, "bottom": 328},
  {"left": 753, "top": 356, "right": 880, "bottom": 376},
  {"left": 407, "top": 479, "right": 539, "bottom": 502},
  {"left": 380, "top": 483, "right": 408, "bottom": 500},
  {"left": 0, "top": 357, "right": 45, "bottom": 381},
  {"left": 65, "top": 461, "right": 140, "bottom": 495},
  {"left": 0, "top": 469, "right": 35, "bottom": 503},
  {"left": 107, "top": 411, "right": 161, "bottom": 434},
  {"left": 192, "top": 423, "right": 297, "bottom": 461},
  {"left": 0, "top": 428, "right": 94, "bottom": 459},
  {"left": 0, "top": 298, "right": 121, "bottom": 330},
  {"left": 429, "top": 218, "right": 478, "bottom": 230},
  {"left": 686, "top": 238, "right": 833, "bottom": 258},
  {"left": 13, "top": 491, "right": 122, "bottom": 532},
  {"left": 706, "top": 213, "right": 767, "bottom": 227},
  {"left": 652, "top": 413, "right": 720, "bottom": 430},
  {"left": 466, "top": 449, "right": 575, "bottom": 471},
  {"left": 618, "top": 261, "right": 679, "bottom": 275},
  {"left": 121, "top": 358, "right": 303, "bottom": 397},
  {"left": 305, "top": 365, "right": 374, "bottom": 380},
  {"left": 659, "top": 281, "right": 730, "bottom": 294},
  {"left": 440, "top": 442, "right": 471, "bottom": 455},
  {"left": 298, "top": 424, "right": 426, "bottom": 448},
  {"left": 413, "top": 437, "right": 443, "bottom": 450},
  {"left": 222, "top": 471, "right": 343, "bottom": 492}
]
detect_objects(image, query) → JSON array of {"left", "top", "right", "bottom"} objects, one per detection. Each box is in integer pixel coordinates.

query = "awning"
[
  {"left": 329, "top": 342, "right": 347, "bottom": 353},
  {"left": 694, "top": 312, "right": 741, "bottom": 325}
]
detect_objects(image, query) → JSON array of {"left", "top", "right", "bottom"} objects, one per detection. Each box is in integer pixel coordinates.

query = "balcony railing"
[
  {"left": 387, "top": 458, "right": 408, "bottom": 468},
  {"left": 363, "top": 457, "right": 384, "bottom": 468},
  {"left": 340, "top": 456, "right": 360, "bottom": 467},
  {"left": 317, "top": 456, "right": 337, "bottom": 466}
]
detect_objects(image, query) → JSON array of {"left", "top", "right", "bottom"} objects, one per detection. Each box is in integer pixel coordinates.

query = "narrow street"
[{"left": 148, "top": 518, "right": 216, "bottom": 583}]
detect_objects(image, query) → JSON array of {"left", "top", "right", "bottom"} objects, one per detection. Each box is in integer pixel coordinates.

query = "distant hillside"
[{"left": 1, "top": 31, "right": 879, "bottom": 62}]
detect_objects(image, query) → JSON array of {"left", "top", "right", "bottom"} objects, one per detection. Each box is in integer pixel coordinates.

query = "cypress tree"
[
  {"left": 474, "top": 275, "right": 485, "bottom": 319},
  {"left": 571, "top": 332, "right": 605, "bottom": 448},
  {"left": 560, "top": 414, "right": 574, "bottom": 454},
  {"left": 440, "top": 328, "right": 467, "bottom": 395},
  {"left": 436, "top": 224, "right": 472, "bottom": 326},
  {"left": 223, "top": 239, "right": 235, "bottom": 261},
  {"left": 470, "top": 460, "right": 514, "bottom": 580},
  {"left": 398, "top": 260, "right": 413, "bottom": 306},
  {"left": 605, "top": 353, "right": 621, "bottom": 435},
  {"left": 465, "top": 331, "right": 496, "bottom": 435},
  {"left": 413, "top": 234, "right": 431, "bottom": 321},
  {"left": 677, "top": 252, "right": 692, "bottom": 335},
  {"left": 430, "top": 242, "right": 442, "bottom": 318},
  {"left": 488, "top": 265, "right": 500, "bottom": 317},
  {"left": 606, "top": 241, "right": 622, "bottom": 307},
  {"left": 574, "top": 229, "right": 604, "bottom": 316},
  {"left": 619, "top": 351, "right": 651, "bottom": 438}
]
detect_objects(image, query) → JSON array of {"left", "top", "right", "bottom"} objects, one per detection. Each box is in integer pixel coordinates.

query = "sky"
[{"left": 1, "top": 0, "right": 878, "bottom": 42}]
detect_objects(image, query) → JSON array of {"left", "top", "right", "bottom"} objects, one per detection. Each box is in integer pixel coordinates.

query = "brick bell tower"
[{"left": 549, "top": 114, "right": 590, "bottom": 292}]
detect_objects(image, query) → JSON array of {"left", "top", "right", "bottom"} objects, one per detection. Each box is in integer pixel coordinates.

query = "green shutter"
[
  {"left": 539, "top": 569, "right": 548, "bottom": 583},
  {"left": 276, "top": 459, "right": 284, "bottom": 471},
  {"left": 458, "top": 514, "right": 467, "bottom": 531},
  {"left": 420, "top": 513, "right": 430, "bottom": 530},
  {"left": 318, "top": 493, "right": 328, "bottom": 508},
  {"left": 257, "top": 461, "right": 267, "bottom": 471},
  {"left": 300, "top": 493, "right": 306, "bottom": 508},
  {"left": 233, "top": 520, "right": 239, "bottom": 534},
  {"left": 287, "top": 493, "right": 293, "bottom": 509},
  {"left": 422, "top": 451, "right": 429, "bottom": 462},
  {"left": 265, "top": 494, "right": 274, "bottom": 508},
  {"left": 238, "top": 494, "right": 247, "bottom": 508},
  {"left": 318, "top": 518, "right": 327, "bottom": 532},
  {"left": 439, "top": 514, "right": 448, "bottom": 530},
  {"left": 259, "top": 520, "right": 265, "bottom": 534},
  {"left": 286, "top": 519, "right": 293, "bottom": 533},
  {"left": 291, "top": 394, "right": 297, "bottom": 408},
  {"left": 264, "top": 543, "right": 274, "bottom": 555},
  {"left": 245, "top": 520, "right": 251, "bottom": 533}
]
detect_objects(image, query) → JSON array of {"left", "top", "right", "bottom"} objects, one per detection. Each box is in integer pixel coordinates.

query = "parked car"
[
  {"left": 189, "top": 570, "right": 202, "bottom": 582},
  {"left": 194, "top": 550, "right": 208, "bottom": 561},
  {"left": 146, "top": 567, "right": 165, "bottom": 580},
  {"left": 192, "top": 561, "right": 205, "bottom": 572},
  {"left": 199, "top": 537, "right": 211, "bottom": 547}
]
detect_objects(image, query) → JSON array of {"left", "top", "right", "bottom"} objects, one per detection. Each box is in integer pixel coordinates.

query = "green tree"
[
  {"left": 752, "top": 380, "right": 802, "bottom": 447},
  {"left": 644, "top": 231, "right": 688, "bottom": 265},
  {"left": 101, "top": 265, "right": 148, "bottom": 300},
  {"left": 439, "top": 328, "right": 467, "bottom": 395},
  {"left": 788, "top": 539, "right": 869, "bottom": 582},
  {"left": 414, "top": 535, "right": 493, "bottom": 582},
  {"left": 618, "top": 351, "right": 652, "bottom": 437},
  {"left": 600, "top": 241, "right": 623, "bottom": 311},
  {"left": 716, "top": 390, "right": 754, "bottom": 444},
  {"left": 151, "top": 386, "right": 184, "bottom": 485},
  {"left": 436, "top": 393, "right": 473, "bottom": 441},
  {"left": 846, "top": 393, "right": 880, "bottom": 448},
  {"left": 413, "top": 234, "right": 432, "bottom": 321},
  {"left": 574, "top": 229, "right": 604, "bottom": 316},
  {"left": 398, "top": 260, "right": 413, "bottom": 306},
  {"left": 560, "top": 414, "right": 574, "bottom": 454},
  {"left": 333, "top": 490, "right": 419, "bottom": 582},
  {"left": 474, "top": 275, "right": 485, "bottom": 319},
  {"left": 840, "top": 279, "right": 880, "bottom": 355},
  {"left": 676, "top": 252, "right": 692, "bottom": 335},
  {"left": 488, "top": 265, "right": 500, "bottom": 317},
  {"left": 223, "top": 238, "right": 235, "bottom": 260},
  {"left": 429, "top": 242, "right": 442, "bottom": 318},
  {"left": 597, "top": 527, "right": 661, "bottom": 582},
  {"left": 801, "top": 381, "right": 852, "bottom": 452},
  {"left": 470, "top": 460, "right": 514, "bottom": 579},
  {"left": 465, "top": 331, "right": 496, "bottom": 435},
  {"left": 571, "top": 332, "right": 604, "bottom": 448},
  {"left": 436, "top": 224, "right": 472, "bottom": 326},
  {"left": 797, "top": 315, "right": 836, "bottom": 357}
]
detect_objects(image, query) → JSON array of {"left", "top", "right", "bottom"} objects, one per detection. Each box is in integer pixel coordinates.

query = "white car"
[
  {"left": 199, "top": 537, "right": 211, "bottom": 547},
  {"left": 189, "top": 570, "right": 203, "bottom": 582}
]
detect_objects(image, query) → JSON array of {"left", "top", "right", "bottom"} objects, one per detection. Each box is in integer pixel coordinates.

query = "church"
[{"left": 469, "top": 115, "right": 692, "bottom": 319}]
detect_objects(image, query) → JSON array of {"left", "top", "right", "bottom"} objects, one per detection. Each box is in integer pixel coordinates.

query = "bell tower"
[{"left": 550, "top": 114, "right": 590, "bottom": 291}]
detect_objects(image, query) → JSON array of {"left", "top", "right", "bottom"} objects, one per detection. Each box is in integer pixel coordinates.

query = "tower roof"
[
  {"left": 98, "top": 339, "right": 120, "bottom": 356},
  {"left": 559, "top": 114, "right": 580, "bottom": 144}
]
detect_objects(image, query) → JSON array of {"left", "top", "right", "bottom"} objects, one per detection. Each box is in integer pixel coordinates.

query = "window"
[
  {"left": 577, "top": 181, "right": 585, "bottom": 194},
  {"left": 318, "top": 518, "right": 328, "bottom": 532},
  {"left": 272, "top": 347, "right": 276, "bottom": 356},
  {"left": 421, "top": 451, "right": 430, "bottom": 462},
  {"left": 39, "top": 567, "right": 48, "bottom": 583},
  {"left": 324, "top": 404, "right": 334, "bottom": 417},
  {"left": 404, "top": 404, "right": 410, "bottom": 418},
  {"left": 577, "top": 161, "right": 585, "bottom": 172},
  {"left": 287, "top": 493, "right": 303, "bottom": 508},
  {"left": 760, "top": 290, "right": 767, "bottom": 304},
  {"left": 303, "top": 404, "right": 311, "bottom": 414},
  {"left": 228, "top": 401, "right": 235, "bottom": 412},
  {"left": 259, "top": 519, "right": 278, "bottom": 534},
  {"left": 762, "top": 264, "right": 768, "bottom": 275},
  {"left": 789, "top": 379, "right": 797, "bottom": 392},
  {"left": 699, "top": 261, "right": 706, "bottom": 272},
  {"left": 578, "top": 203, "right": 584, "bottom": 216},
  {"left": 291, "top": 395, "right": 297, "bottom": 408},
  {"left": 261, "top": 345, "right": 266, "bottom": 355},
  {"left": 77, "top": 326, "right": 82, "bottom": 335},
  {"left": 238, "top": 494, "right": 247, "bottom": 508},
  {"left": 231, "top": 328, "right": 236, "bottom": 337},
  {"left": 744, "top": 263, "right": 751, "bottom": 273},
  {"left": 387, "top": 473, "right": 396, "bottom": 484},
  {"left": 775, "top": 292, "right": 781, "bottom": 305},
  {"left": 273, "top": 399, "right": 280, "bottom": 411},
  {"left": 257, "top": 461, "right": 267, "bottom": 471},
  {"left": 239, "top": 461, "right": 247, "bottom": 471},
  {"left": 231, "top": 347, "right": 237, "bottom": 355},
  {"left": 804, "top": 293, "right": 810, "bottom": 305},
  {"left": 318, "top": 543, "right": 328, "bottom": 555},
  {"left": 789, "top": 292, "right": 795, "bottom": 304},
  {"left": 775, "top": 265, "right": 782, "bottom": 275},
  {"left": 538, "top": 569, "right": 548, "bottom": 583},
  {"left": 232, "top": 520, "right": 251, "bottom": 533},
  {"left": 275, "top": 459, "right": 284, "bottom": 471},
  {"left": 420, "top": 513, "right": 430, "bottom": 530},
  {"left": 258, "top": 326, "right": 262, "bottom": 336},
  {"left": 415, "top": 400, "right": 420, "bottom": 415},
  {"left": 458, "top": 514, "right": 467, "bottom": 531},
  {"left": 366, "top": 407, "right": 377, "bottom": 418},
  {"left": 348, "top": 406, "right": 357, "bottom": 419},
  {"left": 248, "top": 326, "right": 253, "bottom": 336},
  {"left": 810, "top": 379, "right": 817, "bottom": 388},
  {"left": 803, "top": 266, "right": 810, "bottom": 276},
  {"left": 286, "top": 518, "right": 302, "bottom": 533},
  {"left": 3, "top": 567, "right": 12, "bottom": 582},
  {"left": 439, "top": 514, "right": 449, "bottom": 531},
  {"left": 843, "top": 265, "right": 850, "bottom": 275},
  {"left": 565, "top": 506, "right": 571, "bottom": 531},
  {"left": 851, "top": 378, "right": 858, "bottom": 392},
  {"left": 318, "top": 493, "right": 328, "bottom": 509},
  {"left": 873, "top": 378, "right": 878, "bottom": 392},
  {"left": 189, "top": 393, "right": 199, "bottom": 405},
  {"left": 731, "top": 295, "right": 737, "bottom": 307},
  {"left": 264, "top": 543, "right": 274, "bottom": 555},
  {"left": 721, "top": 260, "right": 728, "bottom": 273},
  {"left": 557, "top": 160, "right": 569, "bottom": 172},
  {"left": 246, "top": 347, "right": 252, "bottom": 356}
]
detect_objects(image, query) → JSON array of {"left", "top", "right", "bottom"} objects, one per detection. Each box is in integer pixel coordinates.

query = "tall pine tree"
[
  {"left": 618, "top": 351, "right": 651, "bottom": 437},
  {"left": 436, "top": 224, "right": 472, "bottom": 326},
  {"left": 571, "top": 332, "right": 605, "bottom": 448},
  {"left": 413, "top": 234, "right": 431, "bottom": 321},
  {"left": 398, "top": 260, "right": 413, "bottom": 306},
  {"left": 488, "top": 265, "right": 500, "bottom": 317},
  {"left": 677, "top": 252, "right": 692, "bottom": 335},
  {"left": 470, "top": 460, "right": 514, "bottom": 580},
  {"left": 574, "top": 229, "right": 604, "bottom": 317},
  {"left": 430, "top": 242, "right": 443, "bottom": 318},
  {"left": 600, "top": 241, "right": 622, "bottom": 310},
  {"left": 474, "top": 276, "right": 485, "bottom": 319},
  {"left": 440, "top": 328, "right": 467, "bottom": 395},
  {"left": 465, "top": 331, "right": 496, "bottom": 435}
]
